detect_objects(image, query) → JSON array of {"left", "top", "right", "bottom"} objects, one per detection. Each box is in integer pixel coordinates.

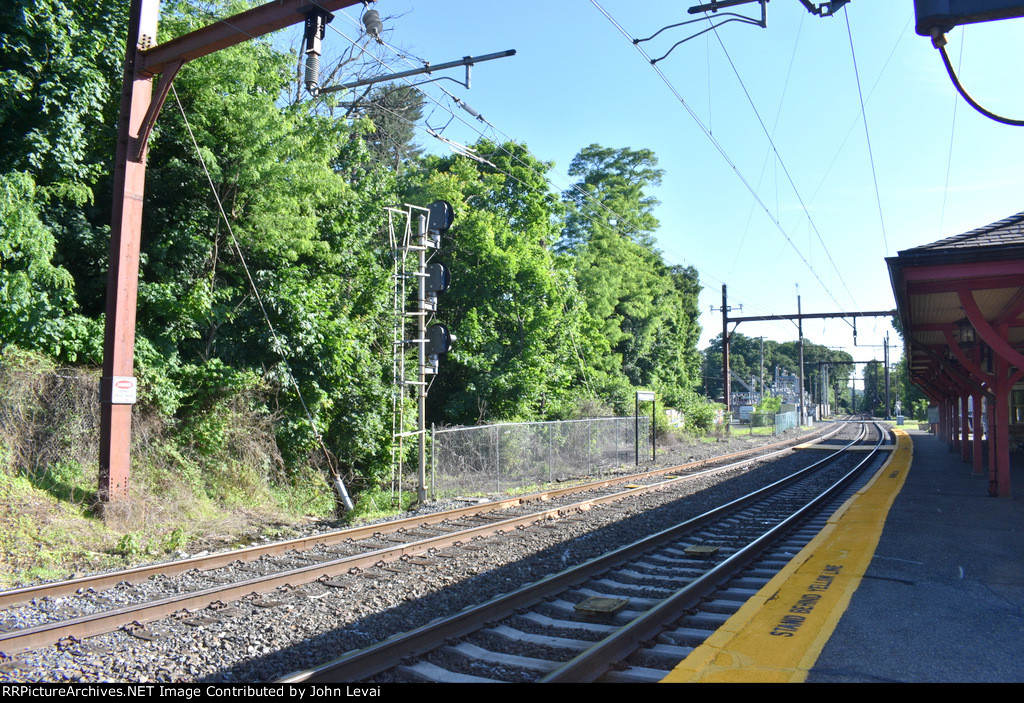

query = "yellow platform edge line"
[{"left": 661, "top": 429, "right": 913, "bottom": 683}]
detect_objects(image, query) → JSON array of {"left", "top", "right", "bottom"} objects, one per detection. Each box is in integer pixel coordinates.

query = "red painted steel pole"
[
  {"left": 99, "top": 0, "right": 159, "bottom": 502},
  {"left": 973, "top": 391, "right": 984, "bottom": 475},
  {"left": 99, "top": 0, "right": 368, "bottom": 505}
]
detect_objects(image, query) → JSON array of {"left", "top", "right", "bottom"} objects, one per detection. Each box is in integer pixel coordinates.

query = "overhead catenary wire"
[
  {"left": 315, "top": 5, "right": 791, "bottom": 342},
  {"left": 360, "top": 76, "right": 803, "bottom": 341},
  {"left": 939, "top": 27, "right": 965, "bottom": 236},
  {"left": 844, "top": 6, "right": 889, "bottom": 256},
  {"left": 590, "top": 0, "right": 852, "bottom": 317},
  {"left": 732, "top": 11, "right": 804, "bottom": 274},
  {"left": 706, "top": 11, "right": 857, "bottom": 309},
  {"left": 182, "top": 0, "right": 847, "bottom": 350}
]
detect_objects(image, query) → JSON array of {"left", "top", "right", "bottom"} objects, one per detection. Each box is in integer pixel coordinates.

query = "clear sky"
[{"left": 278, "top": 1, "right": 1024, "bottom": 382}]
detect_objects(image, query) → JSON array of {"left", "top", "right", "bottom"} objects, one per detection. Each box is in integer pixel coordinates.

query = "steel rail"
[
  {"left": 0, "top": 424, "right": 845, "bottom": 655},
  {"left": 279, "top": 422, "right": 875, "bottom": 683},
  {"left": 0, "top": 422, "right": 837, "bottom": 610},
  {"left": 539, "top": 422, "right": 888, "bottom": 682}
]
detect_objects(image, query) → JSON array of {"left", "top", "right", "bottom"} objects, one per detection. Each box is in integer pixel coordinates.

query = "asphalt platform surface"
[{"left": 806, "top": 428, "right": 1024, "bottom": 683}]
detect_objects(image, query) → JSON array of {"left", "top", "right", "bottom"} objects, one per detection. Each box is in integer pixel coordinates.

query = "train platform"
[{"left": 664, "top": 427, "right": 1024, "bottom": 683}]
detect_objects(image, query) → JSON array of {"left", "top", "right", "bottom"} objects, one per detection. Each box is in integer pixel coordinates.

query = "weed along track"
[{"left": 0, "top": 423, "right": 855, "bottom": 682}]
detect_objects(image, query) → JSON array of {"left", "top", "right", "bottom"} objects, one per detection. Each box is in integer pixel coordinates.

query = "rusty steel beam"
[
  {"left": 139, "top": 0, "right": 368, "bottom": 76},
  {"left": 100, "top": 0, "right": 369, "bottom": 505}
]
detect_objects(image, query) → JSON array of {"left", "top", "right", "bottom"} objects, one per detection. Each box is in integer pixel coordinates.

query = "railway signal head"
[
  {"left": 424, "top": 200, "right": 454, "bottom": 249},
  {"left": 423, "top": 261, "right": 451, "bottom": 312},
  {"left": 424, "top": 323, "right": 456, "bottom": 375}
]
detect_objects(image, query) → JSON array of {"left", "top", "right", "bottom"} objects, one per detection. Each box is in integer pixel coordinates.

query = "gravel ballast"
[{"left": 0, "top": 426, "right": 845, "bottom": 683}]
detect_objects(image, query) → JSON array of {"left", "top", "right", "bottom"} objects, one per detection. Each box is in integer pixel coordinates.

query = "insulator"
[
  {"left": 363, "top": 9, "right": 383, "bottom": 39},
  {"left": 305, "top": 54, "right": 320, "bottom": 95},
  {"left": 458, "top": 100, "right": 481, "bottom": 118}
]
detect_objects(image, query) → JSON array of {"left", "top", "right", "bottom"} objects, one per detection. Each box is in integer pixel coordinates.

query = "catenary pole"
[{"left": 100, "top": 0, "right": 367, "bottom": 510}]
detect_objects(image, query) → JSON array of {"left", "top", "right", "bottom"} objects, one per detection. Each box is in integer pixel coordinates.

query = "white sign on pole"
[{"left": 110, "top": 376, "right": 137, "bottom": 404}]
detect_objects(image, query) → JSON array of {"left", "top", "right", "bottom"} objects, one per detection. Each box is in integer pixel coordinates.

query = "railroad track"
[
  {"left": 279, "top": 421, "right": 890, "bottom": 684},
  {"left": 0, "top": 422, "right": 840, "bottom": 673}
]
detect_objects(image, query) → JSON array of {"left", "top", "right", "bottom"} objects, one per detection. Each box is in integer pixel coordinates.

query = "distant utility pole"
[
  {"left": 798, "top": 289, "right": 805, "bottom": 425},
  {"left": 759, "top": 335, "right": 764, "bottom": 403},
  {"left": 713, "top": 284, "right": 742, "bottom": 413},
  {"left": 884, "top": 332, "right": 891, "bottom": 420},
  {"left": 717, "top": 282, "right": 895, "bottom": 424}
]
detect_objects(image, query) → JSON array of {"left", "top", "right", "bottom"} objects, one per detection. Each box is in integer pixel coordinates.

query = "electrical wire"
[
  {"left": 180, "top": 0, "right": 817, "bottom": 350},
  {"left": 844, "top": 7, "right": 889, "bottom": 256},
  {"left": 315, "top": 4, "right": 796, "bottom": 345},
  {"left": 590, "top": 0, "right": 851, "bottom": 317},
  {"left": 939, "top": 28, "right": 964, "bottom": 236},
  {"left": 732, "top": 11, "right": 804, "bottom": 274},
  {"left": 168, "top": 81, "right": 354, "bottom": 512},
  {"left": 708, "top": 14, "right": 856, "bottom": 308},
  {"left": 712, "top": 24, "right": 861, "bottom": 311},
  {"left": 936, "top": 33, "right": 1024, "bottom": 127},
  {"left": 798, "top": 14, "right": 910, "bottom": 221}
]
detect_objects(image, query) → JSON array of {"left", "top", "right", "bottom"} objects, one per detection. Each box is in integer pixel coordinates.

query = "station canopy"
[
  {"left": 887, "top": 211, "right": 1024, "bottom": 392},
  {"left": 887, "top": 210, "right": 1024, "bottom": 497}
]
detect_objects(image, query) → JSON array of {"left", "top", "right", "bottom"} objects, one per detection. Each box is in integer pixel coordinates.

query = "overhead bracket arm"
[
  {"left": 130, "top": 60, "right": 183, "bottom": 162},
  {"left": 317, "top": 50, "right": 516, "bottom": 95},
  {"left": 797, "top": 1, "right": 850, "bottom": 17},
  {"left": 638, "top": 2, "right": 766, "bottom": 64}
]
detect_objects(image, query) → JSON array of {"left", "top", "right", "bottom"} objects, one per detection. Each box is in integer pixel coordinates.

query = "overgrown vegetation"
[{"left": 0, "top": 1, "right": 735, "bottom": 583}]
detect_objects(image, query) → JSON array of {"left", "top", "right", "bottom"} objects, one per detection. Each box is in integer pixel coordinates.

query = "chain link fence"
[
  {"left": 427, "top": 416, "right": 652, "bottom": 498},
  {"left": 0, "top": 355, "right": 101, "bottom": 476},
  {"left": 774, "top": 410, "right": 799, "bottom": 435}
]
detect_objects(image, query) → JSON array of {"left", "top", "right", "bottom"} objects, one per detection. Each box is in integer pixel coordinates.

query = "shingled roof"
[{"left": 892, "top": 210, "right": 1024, "bottom": 265}]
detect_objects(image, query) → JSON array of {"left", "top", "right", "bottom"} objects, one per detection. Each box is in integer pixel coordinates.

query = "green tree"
[
  {"left": 354, "top": 85, "right": 425, "bottom": 173},
  {"left": 0, "top": 172, "right": 99, "bottom": 360},
  {"left": 401, "top": 140, "right": 589, "bottom": 424},
  {"left": 559, "top": 144, "right": 702, "bottom": 411},
  {"left": 130, "top": 2, "right": 400, "bottom": 498},
  {"left": 0, "top": 0, "right": 125, "bottom": 205}
]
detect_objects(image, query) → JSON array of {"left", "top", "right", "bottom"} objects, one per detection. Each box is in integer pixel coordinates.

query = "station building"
[{"left": 887, "top": 211, "right": 1024, "bottom": 497}]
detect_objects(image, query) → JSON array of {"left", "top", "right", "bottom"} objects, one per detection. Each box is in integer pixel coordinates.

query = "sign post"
[{"left": 636, "top": 391, "right": 656, "bottom": 466}]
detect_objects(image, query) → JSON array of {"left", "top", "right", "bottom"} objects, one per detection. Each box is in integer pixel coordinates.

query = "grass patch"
[
  {"left": 0, "top": 470, "right": 119, "bottom": 588},
  {"left": 345, "top": 487, "right": 417, "bottom": 524}
]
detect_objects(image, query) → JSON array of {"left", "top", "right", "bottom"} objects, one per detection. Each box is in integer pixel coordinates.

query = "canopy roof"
[{"left": 887, "top": 211, "right": 1024, "bottom": 398}]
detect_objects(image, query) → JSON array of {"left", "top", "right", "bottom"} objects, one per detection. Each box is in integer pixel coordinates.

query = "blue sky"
[{"left": 277, "top": 1, "right": 1024, "bottom": 379}]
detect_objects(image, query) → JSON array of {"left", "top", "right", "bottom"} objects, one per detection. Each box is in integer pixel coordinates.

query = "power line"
[
  {"left": 707, "top": 15, "right": 857, "bottom": 308},
  {"left": 168, "top": 81, "right": 355, "bottom": 512},
  {"left": 732, "top": 11, "right": 805, "bottom": 274},
  {"left": 939, "top": 27, "right": 965, "bottom": 236},
  {"left": 844, "top": 6, "right": 889, "bottom": 256},
  {"left": 589, "top": 0, "right": 852, "bottom": 315}
]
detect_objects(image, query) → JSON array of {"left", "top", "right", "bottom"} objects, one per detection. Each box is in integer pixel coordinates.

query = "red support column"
[
  {"left": 952, "top": 396, "right": 961, "bottom": 452},
  {"left": 988, "top": 400, "right": 996, "bottom": 484},
  {"left": 945, "top": 398, "right": 955, "bottom": 448},
  {"left": 97, "top": 0, "right": 366, "bottom": 508},
  {"left": 973, "top": 392, "right": 984, "bottom": 475},
  {"left": 960, "top": 394, "right": 969, "bottom": 461},
  {"left": 993, "top": 353, "right": 1012, "bottom": 497},
  {"left": 99, "top": 0, "right": 160, "bottom": 503}
]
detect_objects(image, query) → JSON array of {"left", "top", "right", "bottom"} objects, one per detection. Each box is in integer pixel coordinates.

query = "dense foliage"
[{"left": 0, "top": 1, "right": 715, "bottom": 507}]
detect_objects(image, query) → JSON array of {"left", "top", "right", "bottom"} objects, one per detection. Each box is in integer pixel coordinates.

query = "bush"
[
  {"left": 756, "top": 395, "right": 782, "bottom": 415},
  {"left": 676, "top": 389, "right": 719, "bottom": 434}
]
